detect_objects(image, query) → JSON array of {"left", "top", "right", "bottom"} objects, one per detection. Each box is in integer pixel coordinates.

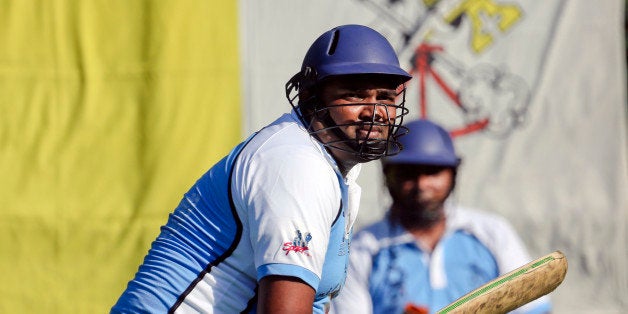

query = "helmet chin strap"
[{"left": 317, "top": 108, "right": 357, "bottom": 147}]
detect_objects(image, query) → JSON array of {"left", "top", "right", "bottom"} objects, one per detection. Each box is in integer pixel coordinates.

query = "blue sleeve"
[{"left": 257, "top": 263, "right": 321, "bottom": 290}]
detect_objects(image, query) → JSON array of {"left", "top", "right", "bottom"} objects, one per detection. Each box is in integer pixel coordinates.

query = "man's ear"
[
  {"left": 449, "top": 168, "right": 458, "bottom": 194},
  {"left": 299, "top": 88, "right": 326, "bottom": 120},
  {"left": 298, "top": 89, "right": 312, "bottom": 103}
]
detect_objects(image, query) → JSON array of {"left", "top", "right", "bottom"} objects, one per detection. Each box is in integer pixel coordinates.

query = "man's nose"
[
  {"left": 359, "top": 103, "right": 382, "bottom": 120},
  {"left": 415, "top": 174, "right": 431, "bottom": 189}
]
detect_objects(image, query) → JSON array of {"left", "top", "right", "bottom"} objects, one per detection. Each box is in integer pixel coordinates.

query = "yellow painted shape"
[{"left": 444, "top": 0, "right": 522, "bottom": 53}]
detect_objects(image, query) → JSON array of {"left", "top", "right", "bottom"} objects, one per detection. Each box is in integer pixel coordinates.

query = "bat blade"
[{"left": 436, "top": 250, "right": 568, "bottom": 314}]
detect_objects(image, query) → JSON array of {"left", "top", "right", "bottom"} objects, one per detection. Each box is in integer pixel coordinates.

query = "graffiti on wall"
[{"left": 358, "top": 0, "right": 530, "bottom": 138}]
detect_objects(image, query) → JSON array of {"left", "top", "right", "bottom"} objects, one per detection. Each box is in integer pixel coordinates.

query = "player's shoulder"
[
  {"left": 450, "top": 204, "right": 511, "bottom": 225},
  {"left": 250, "top": 113, "right": 312, "bottom": 148},
  {"left": 233, "top": 113, "right": 341, "bottom": 199},
  {"left": 448, "top": 204, "right": 517, "bottom": 235},
  {"left": 351, "top": 218, "right": 407, "bottom": 253},
  {"left": 355, "top": 219, "right": 392, "bottom": 237},
  {"left": 243, "top": 114, "right": 333, "bottom": 169}
]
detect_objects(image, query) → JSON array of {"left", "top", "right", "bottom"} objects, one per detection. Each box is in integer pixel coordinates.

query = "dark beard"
[
  {"left": 389, "top": 198, "right": 445, "bottom": 230},
  {"left": 350, "top": 138, "right": 389, "bottom": 161}
]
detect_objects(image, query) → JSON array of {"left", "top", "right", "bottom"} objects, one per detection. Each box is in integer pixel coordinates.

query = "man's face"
[
  {"left": 311, "top": 75, "right": 401, "bottom": 162},
  {"left": 386, "top": 164, "right": 455, "bottom": 225}
]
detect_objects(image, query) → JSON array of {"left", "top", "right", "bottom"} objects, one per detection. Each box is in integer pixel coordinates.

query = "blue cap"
[
  {"left": 384, "top": 119, "right": 461, "bottom": 167},
  {"left": 301, "top": 24, "right": 412, "bottom": 84}
]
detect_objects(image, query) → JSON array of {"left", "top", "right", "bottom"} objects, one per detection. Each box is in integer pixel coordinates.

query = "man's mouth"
[{"left": 356, "top": 125, "right": 384, "bottom": 139}]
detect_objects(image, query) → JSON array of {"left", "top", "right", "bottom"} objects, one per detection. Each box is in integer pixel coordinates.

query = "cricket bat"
[
  {"left": 404, "top": 250, "right": 567, "bottom": 314},
  {"left": 433, "top": 250, "right": 568, "bottom": 314}
]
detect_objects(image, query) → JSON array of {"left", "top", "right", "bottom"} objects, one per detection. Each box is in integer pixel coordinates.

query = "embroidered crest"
[{"left": 283, "top": 229, "right": 312, "bottom": 256}]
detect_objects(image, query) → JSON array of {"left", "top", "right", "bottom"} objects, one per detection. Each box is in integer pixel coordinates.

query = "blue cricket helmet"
[
  {"left": 285, "top": 24, "right": 413, "bottom": 161},
  {"left": 384, "top": 119, "right": 461, "bottom": 167},
  {"left": 299, "top": 24, "right": 412, "bottom": 85}
]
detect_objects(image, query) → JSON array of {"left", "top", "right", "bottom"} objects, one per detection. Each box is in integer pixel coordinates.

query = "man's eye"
[
  {"left": 344, "top": 93, "right": 362, "bottom": 100},
  {"left": 378, "top": 92, "right": 397, "bottom": 102}
]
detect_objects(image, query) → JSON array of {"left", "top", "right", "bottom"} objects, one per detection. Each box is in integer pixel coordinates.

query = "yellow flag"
[{"left": 0, "top": 1, "right": 240, "bottom": 312}]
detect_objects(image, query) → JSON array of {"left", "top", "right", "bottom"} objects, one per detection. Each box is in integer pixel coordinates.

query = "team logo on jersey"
[{"left": 283, "top": 229, "right": 312, "bottom": 256}]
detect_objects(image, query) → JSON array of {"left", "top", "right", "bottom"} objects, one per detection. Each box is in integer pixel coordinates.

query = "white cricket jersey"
[
  {"left": 331, "top": 204, "right": 551, "bottom": 314},
  {"left": 112, "top": 111, "right": 362, "bottom": 313}
]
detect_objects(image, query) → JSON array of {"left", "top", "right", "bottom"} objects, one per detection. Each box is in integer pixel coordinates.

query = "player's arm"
[
  {"left": 258, "top": 275, "right": 315, "bottom": 314},
  {"left": 241, "top": 147, "right": 338, "bottom": 312}
]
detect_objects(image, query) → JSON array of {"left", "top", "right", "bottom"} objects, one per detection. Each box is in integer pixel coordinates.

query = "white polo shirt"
[
  {"left": 331, "top": 204, "right": 551, "bottom": 314},
  {"left": 112, "top": 111, "right": 362, "bottom": 313}
]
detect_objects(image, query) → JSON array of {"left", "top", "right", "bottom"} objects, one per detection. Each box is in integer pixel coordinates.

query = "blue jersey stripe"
[{"left": 168, "top": 138, "right": 251, "bottom": 313}]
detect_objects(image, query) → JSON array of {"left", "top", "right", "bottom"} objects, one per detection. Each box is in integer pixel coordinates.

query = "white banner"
[{"left": 240, "top": 0, "right": 627, "bottom": 312}]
